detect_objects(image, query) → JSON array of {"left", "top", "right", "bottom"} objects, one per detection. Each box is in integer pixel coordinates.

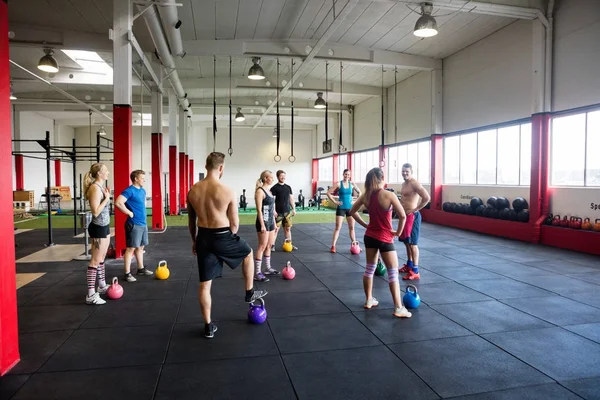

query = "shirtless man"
[
  {"left": 398, "top": 163, "right": 431, "bottom": 280},
  {"left": 187, "top": 152, "right": 268, "bottom": 338}
]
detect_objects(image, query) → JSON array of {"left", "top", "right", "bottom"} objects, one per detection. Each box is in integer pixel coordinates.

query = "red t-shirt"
[{"left": 365, "top": 189, "right": 394, "bottom": 243}]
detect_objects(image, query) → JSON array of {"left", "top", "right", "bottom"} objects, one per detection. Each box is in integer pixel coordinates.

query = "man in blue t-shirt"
[{"left": 115, "top": 170, "right": 154, "bottom": 282}]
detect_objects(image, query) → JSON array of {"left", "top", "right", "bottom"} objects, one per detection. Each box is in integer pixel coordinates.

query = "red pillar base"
[{"left": 15, "top": 154, "right": 24, "bottom": 191}]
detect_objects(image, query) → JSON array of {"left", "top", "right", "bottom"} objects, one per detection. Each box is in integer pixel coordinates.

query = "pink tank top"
[{"left": 365, "top": 189, "right": 394, "bottom": 243}]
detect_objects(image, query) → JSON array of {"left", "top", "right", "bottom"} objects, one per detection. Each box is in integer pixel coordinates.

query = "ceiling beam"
[
  {"left": 8, "top": 23, "right": 112, "bottom": 52},
  {"left": 182, "top": 39, "right": 440, "bottom": 71}
]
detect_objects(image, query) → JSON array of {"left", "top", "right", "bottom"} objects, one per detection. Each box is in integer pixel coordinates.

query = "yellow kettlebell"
[
  {"left": 282, "top": 240, "right": 293, "bottom": 252},
  {"left": 156, "top": 260, "right": 170, "bottom": 280}
]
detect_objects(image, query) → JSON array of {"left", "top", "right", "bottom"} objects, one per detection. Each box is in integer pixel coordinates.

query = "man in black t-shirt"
[{"left": 270, "top": 170, "right": 297, "bottom": 250}]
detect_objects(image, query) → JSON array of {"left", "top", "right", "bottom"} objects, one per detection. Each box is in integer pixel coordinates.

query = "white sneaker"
[
  {"left": 97, "top": 284, "right": 109, "bottom": 295},
  {"left": 393, "top": 306, "right": 412, "bottom": 318},
  {"left": 364, "top": 297, "right": 379, "bottom": 309},
  {"left": 125, "top": 273, "right": 137, "bottom": 282},
  {"left": 86, "top": 292, "right": 106, "bottom": 305}
]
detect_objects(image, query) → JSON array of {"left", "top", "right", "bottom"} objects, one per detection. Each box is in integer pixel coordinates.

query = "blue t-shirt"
[{"left": 121, "top": 185, "right": 147, "bottom": 226}]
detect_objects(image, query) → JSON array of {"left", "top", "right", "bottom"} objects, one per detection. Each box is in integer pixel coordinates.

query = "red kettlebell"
[
  {"left": 106, "top": 277, "right": 124, "bottom": 300},
  {"left": 350, "top": 241, "right": 361, "bottom": 255},
  {"left": 582, "top": 218, "right": 593, "bottom": 230},
  {"left": 572, "top": 217, "right": 582, "bottom": 230},
  {"left": 552, "top": 215, "right": 561, "bottom": 226},
  {"left": 594, "top": 219, "right": 600, "bottom": 232},
  {"left": 281, "top": 261, "right": 296, "bottom": 280},
  {"left": 560, "top": 216, "right": 570, "bottom": 228}
]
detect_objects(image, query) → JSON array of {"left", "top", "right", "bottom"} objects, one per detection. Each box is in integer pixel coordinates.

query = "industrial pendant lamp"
[
  {"left": 37, "top": 48, "right": 59, "bottom": 73},
  {"left": 248, "top": 57, "right": 265, "bottom": 80},
  {"left": 314, "top": 92, "right": 326, "bottom": 109},
  {"left": 413, "top": 3, "right": 438, "bottom": 38},
  {"left": 9, "top": 81, "right": 16, "bottom": 100},
  {"left": 98, "top": 125, "right": 107, "bottom": 136},
  {"left": 272, "top": 127, "right": 278, "bottom": 138},
  {"left": 235, "top": 107, "right": 246, "bottom": 122}
]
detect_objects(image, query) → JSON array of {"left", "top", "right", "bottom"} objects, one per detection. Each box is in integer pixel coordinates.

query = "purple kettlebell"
[{"left": 248, "top": 298, "right": 267, "bottom": 324}]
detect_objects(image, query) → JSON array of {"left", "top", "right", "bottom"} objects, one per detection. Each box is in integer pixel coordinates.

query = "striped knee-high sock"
[
  {"left": 254, "top": 259, "right": 262, "bottom": 274},
  {"left": 264, "top": 256, "right": 271, "bottom": 270},
  {"left": 87, "top": 266, "right": 98, "bottom": 296},
  {"left": 97, "top": 262, "right": 106, "bottom": 288}
]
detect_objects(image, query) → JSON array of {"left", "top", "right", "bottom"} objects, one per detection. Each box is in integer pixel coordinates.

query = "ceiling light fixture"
[
  {"left": 272, "top": 128, "right": 278, "bottom": 138},
  {"left": 98, "top": 125, "right": 107, "bottom": 136},
  {"left": 235, "top": 107, "right": 246, "bottom": 122},
  {"left": 9, "top": 81, "right": 16, "bottom": 100},
  {"left": 37, "top": 48, "right": 59, "bottom": 73},
  {"left": 248, "top": 57, "right": 265, "bottom": 80},
  {"left": 314, "top": 92, "right": 326, "bottom": 109},
  {"left": 413, "top": 3, "right": 438, "bottom": 38}
]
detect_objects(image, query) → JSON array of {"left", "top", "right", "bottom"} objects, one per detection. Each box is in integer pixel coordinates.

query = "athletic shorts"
[
  {"left": 335, "top": 207, "right": 351, "bottom": 217},
  {"left": 364, "top": 235, "right": 395, "bottom": 253},
  {"left": 400, "top": 211, "right": 421, "bottom": 245},
  {"left": 125, "top": 222, "right": 149, "bottom": 248},
  {"left": 196, "top": 227, "right": 252, "bottom": 282},
  {"left": 88, "top": 222, "right": 110, "bottom": 239},
  {"left": 275, "top": 212, "right": 293, "bottom": 228},
  {"left": 255, "top": 218, "right": 276, "bottom": 233}
]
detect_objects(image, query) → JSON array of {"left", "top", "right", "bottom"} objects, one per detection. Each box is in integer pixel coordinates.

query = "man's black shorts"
[{"left": 195, "top": 227, "right": 252, "bottom": 282}]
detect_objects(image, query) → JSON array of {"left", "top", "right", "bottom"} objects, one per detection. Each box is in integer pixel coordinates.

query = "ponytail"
[
  {"left": 364, "top": 167, "right": 384, "bottom": 198},
  {"left": 256, "top": 170, "right": 272, "bottom": 190},
  {"left": 255, "top": 178, "right": 263, "bottom": 190},
  {"left": 83, "top": 163, "right": 106, "bottom": 200}
]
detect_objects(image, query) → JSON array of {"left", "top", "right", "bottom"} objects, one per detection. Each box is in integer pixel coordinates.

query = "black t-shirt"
[{"left": 270, "top": 183, "right": 293, "bottom": 214}]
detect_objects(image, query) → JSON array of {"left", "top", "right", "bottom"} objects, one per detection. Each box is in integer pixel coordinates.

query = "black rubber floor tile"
[
  {"left": 24, "top": 285, "right": 87, "bottom": 306},
  {"left": 17, "top": 286, "right": 47, "bottom": 306},
  {"left": 18, "top": 305, "right": 95, "bottom": 333},
  {"left": 331, "top": 288, "right": 398, "bottom": 311},
  {"left": 166, "top": 321, "right": 278, "bottom": 363},
  {"left": 423, "top": 265, "right": 504, "bottom": 281},
  {"left": 562, "top": 290, "right": 600, "bottom": 309},
  {"left": 566, "top": 272, "right": 600, "bottom": 285},
  {"left": 317, "top": 273, "right": 389, "bottom": 291},
  {"left": 447, "top": 383, "right": 583, "bottom": 399},
  {"left": 487, "top": 251, "right": 553, "bottom": 263},
  {"left": 354, "top": 306, "right": 472, "bottom": 344},
  {"left": 16, "top": 262, "right": 86, "bottom": 273},
  {"left": 432, "top": 300, "right": 553, "bottom": 334},
  {"left": 389, "top": 335, "right": 552, "bottom": 398},
  {"left": 501, "top": 296, "right": 600, "bottom": 326},
  {"left": 0, "top": 375, "right": 29, "bottom": 400},
  {"left": 156, "top": 356, "right": 296, "bottom": 400},
  {"left": 560, "top": 377, "right": 600, "bottom": 400},
  {"left": 446, "top": 253, "right": 505, "bottom": 266},
  {"left": 269, "top": 313, "right": 380, "bottom": 354},
  {"left": 254, "top": 272, "right": 329, "bottom": 294},
  {"left": 117, "top": 280, "right": 188, "bottom": 301},
  {"left": 177, "top": 295, "right": 249, "bottom": 323},
  {"left": 80, "top": 299, "right": 180, "bottom": 329},
  {"left": 473, "top": 262, "right": 553, "bottom": 278},
  {"left": 40, "top": 325, "right": 172, "bottom": 372},
  {"left": 11, "top": 365, "right": 160, "bottom": 400},
  {"left": 262, "top": 290, "right": 348, "bottom": 318},
  {"left": 186, "top": 277, "right": 249, "bottom": 298},
  {"left": 8, "top": 330, "right": 72, "bottom": 374},
  {"left": 564, "top": 322, "right": 600, "bottom": 344},
  {"left": 302, "top": 261, "right": 365, "bottom": 275},
  {"left": 293, "top": 251, "right": 351, "bottom": 263},
  {"left": 414, "top": 282, "right": 492, "bottom": 305},
  {"left": 282, "top": 346, "right": 439, "bottom": 400},
  {"left": 483, "top": 327, "right": 600, "bottom": 381},
  {"left": 524, "top": 260, "right": 600, "bottom": 275},
  {"left": 459, "top": 278, "right": 555, "bottom": 299},
  {"left": 22, "top": 272, "right": 71, "bottom": 287}
]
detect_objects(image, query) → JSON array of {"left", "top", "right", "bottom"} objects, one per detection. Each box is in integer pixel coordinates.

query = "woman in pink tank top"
[{"left": 349, "top": 168, "right": 412, "bottom": 319}]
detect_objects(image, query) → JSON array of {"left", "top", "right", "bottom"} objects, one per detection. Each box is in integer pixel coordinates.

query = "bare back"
[{"left": 188, "top": 178, "right": 236, "bottom": 229}]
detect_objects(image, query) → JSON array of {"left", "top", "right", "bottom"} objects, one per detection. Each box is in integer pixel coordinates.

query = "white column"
[
  {"left": 169, "top": 90, "right": 178, "bottom": 147},
  {"left": 179, "top": 108, "right": 187, "bottom": 154},
  {"left": 532, "top": 19, "right": 546, "bottom": 114},
  {"left": 431, "top": 69, "right": 443, "bottom": 135},
  {"left": 112, "top": 0, "right": 132, "bottom": 105}
]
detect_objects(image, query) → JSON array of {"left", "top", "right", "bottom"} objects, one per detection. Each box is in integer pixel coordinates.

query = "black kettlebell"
[{"left": 544, "top": 213, "right": 553, "bottom": 225}]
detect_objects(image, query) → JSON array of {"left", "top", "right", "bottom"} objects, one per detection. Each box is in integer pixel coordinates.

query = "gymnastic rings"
[
  {"left": 274, "top": 155, "right": 282, "bottom": 162},
  {"left": 288, "top": 155, "right": 296, "bottom": 163},
  {"left": 228, "top": 148, "right": 233, "bottom": 156},
  {"left": 379, "top": 160, "right": 386, "bottom": 168}
]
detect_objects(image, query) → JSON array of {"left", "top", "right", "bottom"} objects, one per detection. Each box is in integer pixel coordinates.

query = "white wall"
[
  {"left": 442, "top": 185, "right": 530, "bottom": 207},
  {"left": 443, "top": 19, "right": 533, "bottom": 133},
  {"left": 55, "top": 124, "right": 75, "bottom": 200},
  {"left": 313, "top": 113, "right": 351, "bottom": 158},
  {"left": 353, "top": 97, "right": 382, "bottom": 151},
  {"left": 552, "top": 0, "right": 600, "bottom": 111},
  {"left": 387, "top": 71, "right": 433, "bottom": 143},
  {"left": 207, "top": 127, "right": 313, "bottom": 209},
  {"left": 549, "top": 187, "right": 600, "bottom": 223}
]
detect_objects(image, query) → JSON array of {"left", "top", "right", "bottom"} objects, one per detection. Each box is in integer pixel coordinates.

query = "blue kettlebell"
[
  {"left": 403, "top": 284, "right": 421, "bottom": 309},
  {"left": 248, "top": 298, "right": 267, "bottom": 324}
]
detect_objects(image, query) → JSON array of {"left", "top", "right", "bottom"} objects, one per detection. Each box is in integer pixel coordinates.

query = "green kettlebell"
[{"left": 375, "top": 259, "right": 386, "bottom": 276}]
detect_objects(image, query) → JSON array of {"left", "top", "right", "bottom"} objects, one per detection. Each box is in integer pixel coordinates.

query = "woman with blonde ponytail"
[
  {"left": 83, "top": 163, "right": 112, "bottom": 305},
  {"left": 349, "top": 167, "right": 412, "bottom": 319},
  {"left": 253, "top": 170, "right": 279, "bottom": 281}
]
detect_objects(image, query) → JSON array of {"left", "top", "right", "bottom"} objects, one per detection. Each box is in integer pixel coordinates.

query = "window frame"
[{"left": 386, "top": 138, "right": 431, "bottom": 184}]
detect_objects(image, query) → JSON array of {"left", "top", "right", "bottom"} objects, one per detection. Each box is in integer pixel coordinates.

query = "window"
[
  {"left": 443, "top": 121, "right": 531, "bottom": 185},
  {"left": 338, "top": 155, "right": 348, "bottom": 181},
  {"left": 352, "top": 149, "right": 378, "bottom": 182},
  {"left": 386, "top": 140, "right": 430, "bottom": 184},
  {"left": 318, "top": 157, "right": 332, "bottom": 183},
  {"left": 551, "top": 109, "right": 600, "bottom": 186}
]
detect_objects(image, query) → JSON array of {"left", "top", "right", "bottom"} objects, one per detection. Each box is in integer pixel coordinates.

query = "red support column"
[
  {"left": 189, "top": 159, "right": 194, "bottom": 189},
  {"left": 151, "top": 133, "right": 164, "bottom": 230},
  {"left": 530, "top": 113, "right": 551, "bottom": 240},
  {"left": 347, "top": 152, "right": 352, "bottom": 172},
  {"left": 429, "top": 134, "right": 444, "bottom": 211},
  {"left": 184, "top": 154, "right": 189, "bottom": 202},
  {"left": 113, "top": 105, "right": 132, "bottom": 257},
  {"left": 0, "top": 0, "right": 20, "bottom": 375},
  {"left": 54, "top": 160, "right": 61, "bottom": 186},
  {"left": 179, "top": 152, "right": 186, "bottom": 209},
  {"left": 169, "top": 146, "right": 177, "bottom": 215},
  {"left": 15, "top": 154, "right": 24, "bottom": 190},
  {"left": 311, "top": 159, "right": 318, "bottom": 197},
  {"left": 332, "top": 154, "right": 339, "bottom": 186}
]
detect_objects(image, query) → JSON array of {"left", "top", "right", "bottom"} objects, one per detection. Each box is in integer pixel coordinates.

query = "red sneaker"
[
  {"left": 402, "top": 270, "right": 420, "bottom": 280},
  {"left": 399, "top": 264, "right": 411, "bottom": 273},
  {"left": 330, "top": 246, "right": 336, "bottom": 253}
]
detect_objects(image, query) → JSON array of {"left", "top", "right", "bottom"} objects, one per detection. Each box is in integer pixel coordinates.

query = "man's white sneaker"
[
  {"left": 86, "top": 292, "right": 106, "bottom": 305},
  {"left": 393, "top": 306, "right": 412, "bottom": 318}
]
